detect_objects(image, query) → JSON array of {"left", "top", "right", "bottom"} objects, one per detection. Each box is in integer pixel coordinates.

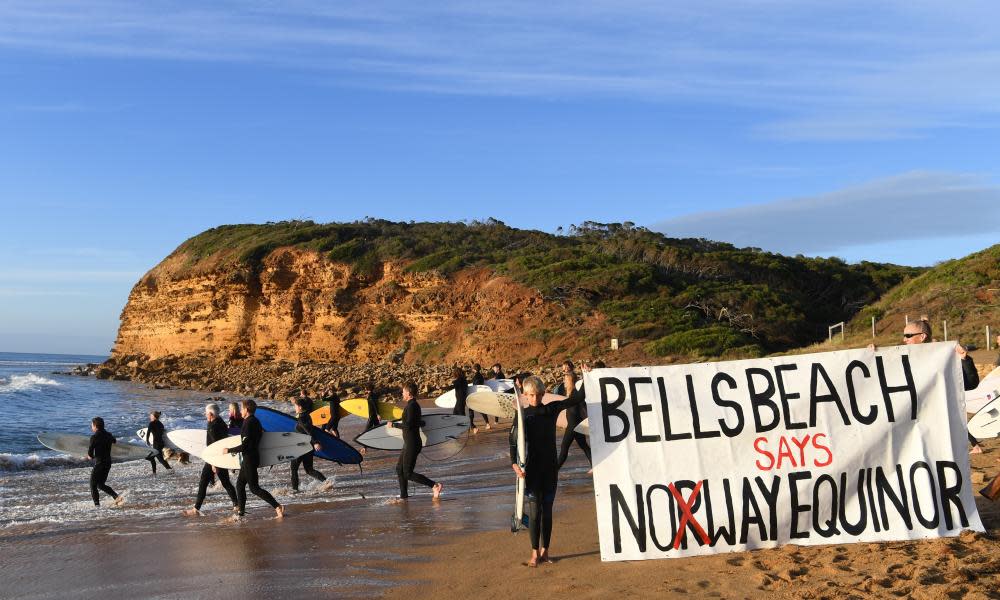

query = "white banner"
[{"left": 585, "top": 342, "right": 984, "bottom": 561}]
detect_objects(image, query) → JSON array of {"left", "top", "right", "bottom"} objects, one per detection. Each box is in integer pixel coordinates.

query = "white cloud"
[
  {"left": 2, "top": 2, "right": 1000, "bottom": 139},
  {"left": 653, "top": 171, "right": 1000, "bottom": 256}
]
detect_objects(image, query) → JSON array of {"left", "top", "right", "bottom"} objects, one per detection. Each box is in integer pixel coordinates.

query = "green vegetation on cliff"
[{"left": 171, "top": 219, "right": 923, "bottom": 358}]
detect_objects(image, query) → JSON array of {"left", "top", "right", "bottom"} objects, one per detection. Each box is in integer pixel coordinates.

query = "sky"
[{"left": 2, "top": 1, "right": 999, "bottom": 355}]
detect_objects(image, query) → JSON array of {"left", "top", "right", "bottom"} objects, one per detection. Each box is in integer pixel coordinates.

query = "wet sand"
[{"left": 383, "top": 441, "right": 1000, "bottom": 600}]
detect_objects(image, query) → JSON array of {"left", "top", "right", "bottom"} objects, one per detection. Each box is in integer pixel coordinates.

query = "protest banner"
[{"left": 585, "top": 342, "right": 984, "bottom": 561}]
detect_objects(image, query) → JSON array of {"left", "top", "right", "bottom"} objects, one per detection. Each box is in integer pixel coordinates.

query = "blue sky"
[{"left": 2, "top": 1, "right": 999, "bottom": 355}]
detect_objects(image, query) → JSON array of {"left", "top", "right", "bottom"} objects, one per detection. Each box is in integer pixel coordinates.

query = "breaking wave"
[{"left": 0, "top": 373, "right": 62, "bottom": 394}]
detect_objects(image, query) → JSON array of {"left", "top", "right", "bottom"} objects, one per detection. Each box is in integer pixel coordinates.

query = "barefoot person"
[
  {"left": 290, "top": 397, "right": 327, "bottom": 492},
  {"left": 553, "top": 360, "right": 592, "bottom": 470},
  {"left": 510, "top": 374, "right": 585, "bottom": 567},
  {"left": 144, "top": 411, "right": 173, "bottom": 475},
  {"left": 390, "top": 381, "right": 442, "bottom": 501},
  {"left": 183, "top": 403, "right": 238, "bottom": 516},
  {"left": 87, "top": 417, "right": 123, "bottom": 507},
  {"left": 471, "top": 363, "right": 492, "bottom": 429},
  {"left": 221, "top": 399, "right": 284, "bottom": 519}
]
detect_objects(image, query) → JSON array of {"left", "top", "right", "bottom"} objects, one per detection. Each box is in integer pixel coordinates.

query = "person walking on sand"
[
  {"left": 871, "top": 318, "right": 981, "bottom": 452},
  {"left": 511, "top": 374, "right": 586, "bottom": 567},
  {"left": 390, "top": 381, "right": 442, "bottom": 501},
  {"left": 290, "top": 397, "right": 328, "bottom": 493},
  {"left": 321, "top": 386, "right": 342, "bottom": 438},
  {"left": 452, "top": 366, "right": 479, "bottom": 434},
  {"left": 553, "top": 361, "right": 592, "bottom": 471},
  {"left": 471, "top": 363, "right": 493, "bottom": 430},
  {"left": 87, "top": 417, "right": 124, "bottom": 507},
  {"left": 364, "top": 384, "right": 382, "bottom": 432},
  {"left": 183, "top": 403, "right": 238, "bottom": 516},
  {"left": 144, "top": 411, "right": 173, "bottom": 475},
  {"left": 221, "top": 399, "right": 284, "bottom": 520}
]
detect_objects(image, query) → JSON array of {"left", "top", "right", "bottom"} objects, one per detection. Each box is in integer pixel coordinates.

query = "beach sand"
[{"left": 382, "top": 443, "right": 1000, "bottom": 600}]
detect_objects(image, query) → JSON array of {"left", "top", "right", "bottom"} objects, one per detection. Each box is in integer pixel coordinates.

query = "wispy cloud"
[
  {"left": 653, "top": 171, "right": 1000, "bottom": 256},
  {"left": 2, "top": 2, "right": 1000, "bottom": 139}
]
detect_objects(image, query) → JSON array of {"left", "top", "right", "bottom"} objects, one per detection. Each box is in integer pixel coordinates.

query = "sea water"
[{"left": 0, "top": 352, "right": 592, "bottom": 548}]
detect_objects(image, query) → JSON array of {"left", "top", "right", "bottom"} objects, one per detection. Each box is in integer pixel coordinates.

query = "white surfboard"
[
  {"left": 37, "top": 432, "right": 155, "bottom": 462},
  {"left": 165, "top": 429, "right": 211, "bottom": 459},
  {"left": 485, "top": 378, "right": 515, "bottom": 393},
  {"left": 574, "top": 418, "right": 590, "bottom": 436},
  {"left": 467, "top": 391, "right": 518, "bottom": 419},
  {"left": 136, "top": 428, "right": 181, "bottom": 451},
  {"left": 512, "top": 390, "right": 527, "bottom": 532},
  {"left": 202, "top": 432, "right": 312, "bottom": 470},
  {"left": 354, "top": 414, "right": 470, "bottom": 450},
  {"left": 966, "top": 367, "right": 1000, "bottom": 413},
  {"left": 434, "top": 384, "right": 492, "bottom": 409},
  {"left": 968, "top": 392, "right": 1000, "bottom": 439}
]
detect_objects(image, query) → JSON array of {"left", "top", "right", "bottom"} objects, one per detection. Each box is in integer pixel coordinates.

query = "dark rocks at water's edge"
[{"left": 90, "top": 353, "right": 569, "bottom": 402}]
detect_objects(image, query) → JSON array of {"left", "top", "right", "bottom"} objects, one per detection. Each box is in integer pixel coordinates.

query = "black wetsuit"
[
  {"left": 194, "top": 418, "right": 238, "bottom": 510},
  {"left": 452, "top": 375, "right": 473, "bottom": 429},
  {"left": 229, "top": 414, "right": 244, "bottom": 434},
  {"left": 144, "top": 420, "right": 172, "bottom": 473},
  {"left": 555, "top": 381, "right": 592, "bottom": 468},
  {"left": 228, "top": 414, "right": 280, "bottom": 515},
  {"left": 962, "top": 355, "right": 982, "bottom": 446},
  {"left": 392, "top": 399, "right": 436, "bottom": 498},
  {"left": 291, "top": 412, "right": 326, "bottom": 491},
  {"left": 88, "top": 429, "right": 119, "bottom": 506},
  {"left": 509, "top": 389, "right": 586, "bottom": 550},
  {"left": 322, "top": 392, "right": 342, "bottom": 436},
  {"left": 365, "top": 392, "right": 381, "bottom": 431}
]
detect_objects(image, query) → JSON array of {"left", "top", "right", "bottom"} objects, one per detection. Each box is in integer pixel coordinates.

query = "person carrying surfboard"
[
  {"left": 553, "top": 360, "right": 592, "bottom": 471},
  {"left": 320, "top": 386, "right": 342, "bottom": 438},
  {"left": 87, "top": 417, "right": 124, "bottom": 507},
  {"left": 364, "top": 384, "right": 382, "bottom": 432},
  {"left": 221, "top": 399, "right": 285, "bottom": 520},
  {"left": 144, "top": 411, "right": 173, "bottom": 475},
  {"left": 510, "top": 374, "right": 586, "bottom": 567},
  {"left": 471, "top": 363, "right": 493, "bottom": 429},
  {"left": 183, "top": 403, "right": 239, "bottom": 516},
  {"left": 290, "top": 397, "right": 328, "bottom": 492},
  {"left": 451, "top": 366, "right": 480, "bottom": 434},
  {"left": 390, "top": 381, "right": 443, "bottom": 501}
]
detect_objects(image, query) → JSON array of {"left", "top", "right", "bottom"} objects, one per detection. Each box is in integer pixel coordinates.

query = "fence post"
[
  {"left": 943, "top": 320, "right": 948, "bottom": 342},
  {"left": 871, "top": 317, "right": 876, "bottom": 338},
  {"left": 988, "top": 325, "right": 992, "bottom": 351}
]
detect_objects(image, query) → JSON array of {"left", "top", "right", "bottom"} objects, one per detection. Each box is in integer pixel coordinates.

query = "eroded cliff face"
[{"left": 113, "top": 248, "right": 613, "bottom": 366}]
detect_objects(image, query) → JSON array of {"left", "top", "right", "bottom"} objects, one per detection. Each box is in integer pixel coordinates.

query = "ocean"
[{"left": 0, "top": 351, "right": 593, "bottom": 594}]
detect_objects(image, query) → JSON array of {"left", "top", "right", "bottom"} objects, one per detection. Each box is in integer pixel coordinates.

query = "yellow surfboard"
[
  {"left": 310, "top": 400, "right": 349, "bottom": 426},
  {"left": 339, "top": 398, "right": 404, "bottom": 421}
]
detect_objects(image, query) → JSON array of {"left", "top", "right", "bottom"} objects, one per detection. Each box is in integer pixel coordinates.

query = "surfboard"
[
  {"left": 202, "top": 431, "right": 313, "bottom": 470},
  {"left": 165, "top": 429, "right": 210, "bottom": 459},
  {"left": 310, "top": 401, "right": 350, "bottom": 426},
  {"left": 434, "top": 384, "right": 492, "bottom": 409},
  {"left": 339, "top": 398, "right": 404, "bottom": 421},
  {"left": 968, "top": 392, "right": 1000, "bottom": 439},
  {"left": 254, "top": 406, "right": 363, "bottom": 465},
  {"left": 467, "top": 391, "right": 518, "bottom": 419},
  {"left": 354, "top": 414, "right": 471, "bottom": 450},
  {"left": 512, "top": 390, "right": 528, "bottom": 532},
  {"left": 485, "top": 378, "right": 515, "bottom": 392},
  {"left": 574, "top": 418, "right": 590, "bottom": 436},
  {"left": 966, "top": 367, "right": 1000, "bottom": 413},
  {"left": 136, "top": 428, "right": 180, "bottom": 451},
  {"left": 37, "top": 432, "right": 155, "bottom": 462}
]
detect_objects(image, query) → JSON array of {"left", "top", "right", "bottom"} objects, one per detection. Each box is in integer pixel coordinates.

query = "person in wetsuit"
[
  {"left": 222, "top": 399, "right": 284, "bottom": 519},
  {"left": 491, "top": 363, "right": 506, "bottom": 381},
  {"left": 390, "top": 381, "right": 442, "bottom": 500},
  {"left": 321, "top": 386, "right": 342, "bottom": 438},
  {"left": 553, "top": 360, "right": 593, "bottom": 471},
  {"left": 470, "top": 363, "right": 492, "bottom": 429},
  {"left": 510, "top": 374, "right": 585, "bottom": 567},
  {"left": 183, "top": 403, "right": 239, "bottom": 516},
  {"left": 87, "top": 416, "right": 122, "bottom": 507},
  {"left": 228, "top": 401, "right": 244, "bottom": 434},
  {"left": 144, "top": 411, "right": 173, "bottom": 475},
  {"left": 451, "top": 366, "right": 478, "bottom": 434},
  {"left": 290, "top": 397, "right": 327, "bottom": 492},
  {"left": 364, "top": 385, "right": 382, "bottom": 432}
]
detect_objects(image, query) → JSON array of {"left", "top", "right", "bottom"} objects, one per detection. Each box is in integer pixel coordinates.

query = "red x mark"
[{"left": 668, "top": 481, "right": 710, "bottom": 550}]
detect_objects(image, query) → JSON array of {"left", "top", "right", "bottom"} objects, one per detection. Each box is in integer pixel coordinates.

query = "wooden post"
[
  {"left": 943, "top": 320, "right": 948, "bottom": 342},
  {"left": 905, "top": 314, "right": 909, "bottom": 325},
  {"left": 872, "top": 316, "right": 876, "bottom": 338},
  {"left": 988, "top": 325, "right": 992, "bottom": 351}
]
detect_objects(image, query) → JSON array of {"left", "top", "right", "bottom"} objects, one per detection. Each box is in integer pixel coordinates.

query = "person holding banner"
[
  {"left": 874, "top": 318, "right": 981, "bottom": 452},
  {"left": 510, "top": 374, "right": 585, "bottom": 567}
]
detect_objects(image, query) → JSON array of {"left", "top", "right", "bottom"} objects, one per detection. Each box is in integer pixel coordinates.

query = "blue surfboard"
[{"left": 255, "top": 406, "right": 363, "bottom": 465}]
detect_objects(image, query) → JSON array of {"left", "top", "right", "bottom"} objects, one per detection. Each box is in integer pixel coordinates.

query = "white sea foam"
[
  {"left": 0, "top": 373, "right": 62, "bottom": 393},
  {"left": 0, "top": 452, "right": 87, "bottom": 472}
]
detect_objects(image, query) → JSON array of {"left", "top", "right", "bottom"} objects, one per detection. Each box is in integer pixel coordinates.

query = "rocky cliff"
[{"left": 113, "top": 247, "right": 620, "bottom": 368}]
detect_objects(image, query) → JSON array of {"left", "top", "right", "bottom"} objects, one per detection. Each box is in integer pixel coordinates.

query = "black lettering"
[
  {"left": 704, "top": 478, "right": 736, "bottom": 546},
  {"left": 658, "top": 377, "right": 691, "bottom": 441},
  {"left": 755, "top": 476, "right": 781, "bottom": 541},
  {"left": 788, "top": 471, "right": 812, "bottom": 539},
  {"left": 812, "top": 474, "right": 840, "bottom": 537},
  {"left": 909, "top": 461, "right": 939, "bottom": 529},
  {"left": 936, "top": 461, "right": 969, "bottom": 530},
  {"left": 687, "top": 375, "right": 720, "bottom": 439},
  {"left": 838, "top": 470, "right": 868, "bottom": 535},
  {"left": 711, "top": 372, "right": 744, "bottom": 437},
  {"left": 810, "top": 363, "right": 851, "bottom": 427},
  {"left": 746, "top": 368, "right": 779, "bottom": 433},
  {"left": 739, "top": 477, "right": 767, "bottom": 544},
  {"left": 610, "top": 484, "right": 646, "bottom": 554},
  {"left": 875, "top": 464, "right": 912, "bottom": 530},
  {"left": 775, "top": 364, "right": 806, "bottom": 430},
  {"left": 629, "top": 377, "right": 660, "bottom": 443},
  {"left": 646, "top": 484, "right": 674, "bottom": 551},
  {"left": 601, "top": 378, "right": 629, "bottom": 443},
  {"left": 845, "top": 360, "right": 877, "bottom": 424},
  {"left": 876, "top": 355, "right": 917, "bottom": 422}
]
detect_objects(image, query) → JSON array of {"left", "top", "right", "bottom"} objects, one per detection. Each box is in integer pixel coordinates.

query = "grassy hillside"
[{"left": 167, "top": 219, "right": 923, "bottom": 359}]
